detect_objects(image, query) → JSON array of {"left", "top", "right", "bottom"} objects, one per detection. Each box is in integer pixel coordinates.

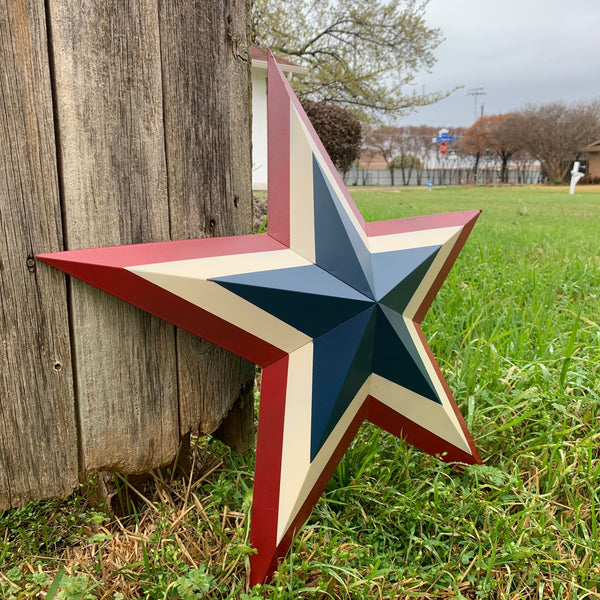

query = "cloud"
[{"left": 402, "top": 0, "right": 600, "bottom": 126}]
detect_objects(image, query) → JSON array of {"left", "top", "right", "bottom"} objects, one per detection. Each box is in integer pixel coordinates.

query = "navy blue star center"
[{"left": 211, "top": 161, "right": 444, "bottom": 460}]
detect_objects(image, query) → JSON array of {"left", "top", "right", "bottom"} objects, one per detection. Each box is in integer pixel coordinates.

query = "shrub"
[{"left": 301, "top": 100, "right": 362, "bottom": 173}]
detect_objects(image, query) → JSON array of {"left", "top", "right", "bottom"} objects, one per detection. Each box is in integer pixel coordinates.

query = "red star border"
[{"left": 38, "top": 54, "right": 482, "bottom": 586}]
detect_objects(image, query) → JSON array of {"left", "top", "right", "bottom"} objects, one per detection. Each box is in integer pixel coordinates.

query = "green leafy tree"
[
  {"left": 301, "top": 99, "right": 362, "bottom": 173},
  {"left": 391, "top": 153, "right": 423, "bottom": 169},
  {"left": 252, "top": 0, "right": 446, "bottom": 120}
]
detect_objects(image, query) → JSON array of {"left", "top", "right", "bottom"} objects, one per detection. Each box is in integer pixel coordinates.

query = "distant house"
[
  {"left": 358, "top": 149, "right": 389, "bottom": 170},
  {"left": 251, "top": 45, "right": 307, "bottom": 190},
  {"left": 579, "top": 140, "right": 600, "bottom": 182}
]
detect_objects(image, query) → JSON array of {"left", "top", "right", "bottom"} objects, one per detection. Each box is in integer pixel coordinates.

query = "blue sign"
[{"left": 435, "top": 136, "right": 455, "bottom": 143}]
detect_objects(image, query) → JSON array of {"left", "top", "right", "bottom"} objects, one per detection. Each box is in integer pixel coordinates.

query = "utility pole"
[{"left": 466, "top": 87, "right": 486, "bottom": 122}]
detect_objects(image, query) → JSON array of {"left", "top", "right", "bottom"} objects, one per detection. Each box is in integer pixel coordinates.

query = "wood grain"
[
  {"left": 158, "top": 0, "right": 255, "bottom": 446},
  {"left": 0, "top": 0, "right": 78, "bottom": 508},
  {"left": 47, "top": 0, "right": 255, "bottom": 471},
  {"left": 1, "top": 0, "right": 255, "bottom": 501},
  {"left": 47, "top": 0, "right": 179, "bottom": 473}
]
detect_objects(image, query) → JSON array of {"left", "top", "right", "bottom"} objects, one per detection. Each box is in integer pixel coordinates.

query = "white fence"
[{"left": 342, "top": 165, "right": 543, "bottom": 187}]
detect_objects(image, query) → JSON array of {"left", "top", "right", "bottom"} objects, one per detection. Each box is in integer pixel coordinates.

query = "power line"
[{"left": 466, "top": 87, "right": 486, "bottom": 122}]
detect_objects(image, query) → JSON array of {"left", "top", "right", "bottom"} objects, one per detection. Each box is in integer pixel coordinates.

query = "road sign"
[
  {"left": 435, "top": 136, "right": 455, "bottom": 143},
  {"left": 440, "top": 141, "right": 447, "bottom": 155}
]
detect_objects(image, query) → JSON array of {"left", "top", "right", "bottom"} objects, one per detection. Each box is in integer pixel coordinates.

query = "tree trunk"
[
  {"left": 473, "top": 152, "right": 480, "bottom": 183},
  {"left": 501, "top": 156, "right": 508, "bottom": 183}
]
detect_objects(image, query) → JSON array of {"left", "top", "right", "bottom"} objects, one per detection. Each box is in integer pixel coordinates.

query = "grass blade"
[{"left": 45, "top": 568, "right": 64, "bottom": 600}]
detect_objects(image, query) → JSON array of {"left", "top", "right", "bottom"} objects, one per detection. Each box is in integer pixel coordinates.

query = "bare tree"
[
  {"left": 409, "top": 125, "right": 438, "bottom": 184},
  {"left": 490, "top": 114, "right": 521, "bottom": 183},
  {"left": 358, "top": 145, "right": 378, "bottom": 185},
  {"left": 364, "top": 126, "right": 404, "bottom": 185},
  {"left": 395, "top": 126, "right": 427, "bottom": 185},
  {"left": 461, "top": 115, "right": 520, "bottom": 183},
  {"left": 513, "top": 101, "right": 600, "bottom": 182}
]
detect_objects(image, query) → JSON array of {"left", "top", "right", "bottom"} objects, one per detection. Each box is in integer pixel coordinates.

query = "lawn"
[{"left": 1, "top": 185, "right": 599, "bottom": 599}]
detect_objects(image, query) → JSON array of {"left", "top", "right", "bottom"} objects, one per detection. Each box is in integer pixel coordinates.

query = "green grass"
[{"left": 1, "top": 185, "right": 599, "bottom": 599}]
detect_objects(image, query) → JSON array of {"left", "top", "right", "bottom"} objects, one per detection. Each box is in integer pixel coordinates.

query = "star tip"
[
  {"left": 461, "top": 443, "right": 483, "bottom": 466},
  {"left": 267, "top": 51, "right": 282, "bottom": 74},
  {"left": 460, "top": 209, "right": 482, "bottom": 228},
  {"left": 35, "top": 252, "right": 61, "bottom": 266},
  {"left": 248, "top": 560, "right": 276, "bottom": 588}
]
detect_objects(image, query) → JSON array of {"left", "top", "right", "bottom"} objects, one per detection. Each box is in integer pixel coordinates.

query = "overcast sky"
[{"left": 402, "top": 0, "right": 600, "bottom": 128}]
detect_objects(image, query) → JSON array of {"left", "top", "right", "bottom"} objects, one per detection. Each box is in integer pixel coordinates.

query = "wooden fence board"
[
  {"left": 0, "top": 0, "right": 254, "bottom": 502},
  {"left": 0, "top": 0, "right": 78, "bottom": 508},
  {"left": 158, "top": 0, "right": 255, "bottom": 444},
  {"left": 47, "top": 0, "right": 180, "bottom": 473}
]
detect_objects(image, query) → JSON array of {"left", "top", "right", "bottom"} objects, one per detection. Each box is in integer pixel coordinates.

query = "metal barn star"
[{"left": 38, "top": 54, "right": 481, "bottom": 585}]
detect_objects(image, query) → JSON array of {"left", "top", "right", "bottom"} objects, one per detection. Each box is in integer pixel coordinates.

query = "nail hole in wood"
[{"left": 26, "top": 256, "right": 36, "bottom": 273}]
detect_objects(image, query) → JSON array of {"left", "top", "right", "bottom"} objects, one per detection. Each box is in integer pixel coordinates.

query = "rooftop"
[{"left": 251, "top": 45, "right": 308, "bottom": 75}]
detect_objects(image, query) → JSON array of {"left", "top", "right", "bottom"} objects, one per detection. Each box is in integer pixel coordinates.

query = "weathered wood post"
[{"left": 0, "top": 0, "right": 254, "bottom": 509}]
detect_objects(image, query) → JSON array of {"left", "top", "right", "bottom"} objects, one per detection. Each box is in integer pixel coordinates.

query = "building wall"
[
  {"left": 587, "top": 152, "right": 600, "bottom": 181},
  {"left": 251, "top": 68, "right": 268, "bottom": 191}
]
